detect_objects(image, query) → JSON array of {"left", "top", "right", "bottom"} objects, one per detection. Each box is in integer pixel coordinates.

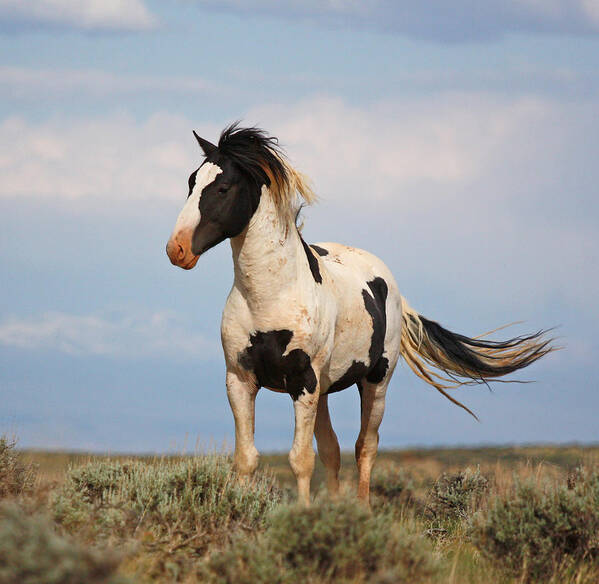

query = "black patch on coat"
[
  {"left": 191, "top": 155, "right": 263, "bottom": 256},
  {"left": 310, "top": 244, "right": 329, "bottom": 257},
  {"left": 238, "top": 330, "right": 317, "bottom": 401},
  {"left": 327, "top": 276, "right": 389, "bottom": 393},
  {"left": 300, "top": 237, "right": 322, "bottom": 284},
  {"left": 362, "top": 277, "right": 389, "bottom": 383},
  {"left": 366, "top": 356, "right": 389, "bottom": 383},
  {"left": 327, "top": 361, "right": 369, "bottom": 394}
]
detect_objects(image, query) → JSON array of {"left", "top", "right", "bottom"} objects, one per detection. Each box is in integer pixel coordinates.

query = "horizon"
[{"left": 15, "top": 440, "right": 599, "bottom": 457}]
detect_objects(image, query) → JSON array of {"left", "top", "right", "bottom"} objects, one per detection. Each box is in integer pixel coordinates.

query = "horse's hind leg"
[
  {"left": 355, "top": 378, "right": 389, "bottom": 504},
  {"left": 314, "top": 394, "right": 340, "bottom": 497}
]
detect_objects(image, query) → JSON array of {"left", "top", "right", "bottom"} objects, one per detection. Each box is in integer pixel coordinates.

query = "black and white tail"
[{"left": 399, "top": 297, "right": 555, "bottom": 419}]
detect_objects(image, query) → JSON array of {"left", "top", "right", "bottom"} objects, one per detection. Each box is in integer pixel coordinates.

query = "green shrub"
[
  {"left": 0, "top": 436, "right": 36, "bottom": 499},
  {"left": 370, "top": 464, "right": 415, "bottom": 507},
  {"left": 201, "top": 499, "right": 440, "bottom": 583},
  {"left": 470, "top": 469, "right": 599, "bottom": 580},
  {"left": 52, "top": 455, "right": 281, "bottom": 550},
  {"left": 0, "top": 502, "right": 129, "bottom": 584},
  {"left": 198, "top": 538, "right": 280, "bottom": 584},
  {"left": 426, "top": 466, "right": 489, "bottom": 522}
]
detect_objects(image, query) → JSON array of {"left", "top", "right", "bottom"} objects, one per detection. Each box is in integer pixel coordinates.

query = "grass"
[{"left": 4, "top": 438, "right": 599, "bottom": 583}]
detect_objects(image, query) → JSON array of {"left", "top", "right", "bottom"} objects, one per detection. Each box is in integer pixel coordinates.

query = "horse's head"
[{"left": 167, "top": 126, "right": 278, "bottom": 269}]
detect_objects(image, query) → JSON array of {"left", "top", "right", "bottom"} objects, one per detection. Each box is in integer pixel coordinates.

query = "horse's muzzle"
[{"left": 166, "top": 236, "right": 199, "bottom": 270}]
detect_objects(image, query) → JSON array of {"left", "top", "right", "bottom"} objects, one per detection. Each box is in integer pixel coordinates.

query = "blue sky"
[{"left": 1, "top": 0, "right": 598, "bottom": 453}]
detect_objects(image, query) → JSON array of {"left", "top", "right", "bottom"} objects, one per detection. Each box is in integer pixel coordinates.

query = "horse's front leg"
[
  {"left": 289, "top": 384, "right": 320, "bottom": 506},
  {"left": 226, "top": 370, "right": 260, "bottom": 477}
]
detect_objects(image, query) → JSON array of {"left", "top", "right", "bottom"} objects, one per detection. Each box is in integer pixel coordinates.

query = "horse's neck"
[{"left": 230, "top": 190, "right": 305, "bottom": 310}]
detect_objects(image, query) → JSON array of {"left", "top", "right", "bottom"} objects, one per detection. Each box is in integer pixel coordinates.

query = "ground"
[{"left": 2, "top": 440, "right": 599, "bottom": 583}]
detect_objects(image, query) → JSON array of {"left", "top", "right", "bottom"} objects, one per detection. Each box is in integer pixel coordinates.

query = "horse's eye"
[{"left": 218, "top": 184, "right": 230, "bottom": 194}]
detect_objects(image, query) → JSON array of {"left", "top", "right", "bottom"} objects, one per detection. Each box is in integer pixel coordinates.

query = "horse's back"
[
  {"left": 313, "top": 242, "right": 400, "bottom": 303},
  {"left": 313, "top": 242, "right": 395, "bottom": 283}
]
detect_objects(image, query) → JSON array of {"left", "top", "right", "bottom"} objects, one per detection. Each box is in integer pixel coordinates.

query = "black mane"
[{"left": 217, "top": 123, "right": 289, "bottom": 192}]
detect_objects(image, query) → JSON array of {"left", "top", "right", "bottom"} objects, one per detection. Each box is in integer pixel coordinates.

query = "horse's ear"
[{"left": 193, "top": 130, "right": 217, "bottom": 156}]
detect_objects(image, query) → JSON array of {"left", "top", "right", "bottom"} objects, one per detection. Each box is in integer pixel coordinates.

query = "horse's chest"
[{"left": 237, "top": 329, "right": 317, "bottom": 401}]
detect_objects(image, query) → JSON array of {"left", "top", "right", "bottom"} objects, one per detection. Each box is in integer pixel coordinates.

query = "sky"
[{"left": 1, "top": 0, "right": 598, "bottom": 453}]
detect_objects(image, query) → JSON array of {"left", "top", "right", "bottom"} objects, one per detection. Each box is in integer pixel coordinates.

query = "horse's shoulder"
[{"left": 221, "top": 286, "right": 252, "bottom": 336}]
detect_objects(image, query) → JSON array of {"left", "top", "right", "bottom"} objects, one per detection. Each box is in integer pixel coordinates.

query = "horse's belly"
[
  {"left": 321, "top": 261, "right": 394, "bottom": 393},
  {"left": 324, "top": 324, "right": 374, "bottom": 393}
]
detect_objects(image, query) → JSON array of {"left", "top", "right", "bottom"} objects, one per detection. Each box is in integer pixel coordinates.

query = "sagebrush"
[
  {"left": 0, "top": 436, "right": 36, "bottom": 499},
  {"left": 370, "top": 462, "right": 416, "bottom": 509},
  {"left": 52, "top": 455, "right": 281, "bottom": 550},
  {"left": 470, "top": 468, "right": 599, "bottom": 580},
  {"left": 427, "top": 466, "right": 489, "bottom": 521},
  {"left": 0, "top": 502, "right": 129, "bottom": 584},
  {"left": 201, "top": 498, "right": 440, "bottom": 584}
]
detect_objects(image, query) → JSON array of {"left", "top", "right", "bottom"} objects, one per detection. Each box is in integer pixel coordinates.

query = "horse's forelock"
[
  {"left": 218, "top": 123, "right": 287, "bottom": 186},
  {"left": 216, "top": 123, "right": 315, "bottom": 220}
]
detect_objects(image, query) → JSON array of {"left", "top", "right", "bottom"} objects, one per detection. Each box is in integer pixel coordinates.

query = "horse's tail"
[{"left": 399, "top": 296, "right": 555, "bottom": 419}]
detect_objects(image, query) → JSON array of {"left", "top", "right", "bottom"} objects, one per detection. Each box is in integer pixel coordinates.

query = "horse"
[{"left": 166, "top": 124, "right": 553, "bottom": 506}]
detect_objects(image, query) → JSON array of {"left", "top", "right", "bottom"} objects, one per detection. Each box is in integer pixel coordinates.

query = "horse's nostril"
[{"left": 166, "top": 238, "right": 186, "bottom": 265}]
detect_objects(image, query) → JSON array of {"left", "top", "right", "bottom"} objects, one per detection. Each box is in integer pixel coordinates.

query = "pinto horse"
[{"left": 166, "top": 124, "right": 553, "bottom": 505}]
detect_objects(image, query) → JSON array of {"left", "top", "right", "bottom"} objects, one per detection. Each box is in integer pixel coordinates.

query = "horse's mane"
[{"left": 218, "top": 123, "right": 316, "bottom": 222}]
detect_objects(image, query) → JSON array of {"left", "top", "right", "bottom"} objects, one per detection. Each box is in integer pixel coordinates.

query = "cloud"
[
  {"left": 246, "top": 94, "right": 589, "bottom": 205},
  {"left": 0, "top": 0, "right": 157, "bottom": 33},
  {"left": 244, "top": 94, "right": 599, "bottom": 320},
  {"left": 0, "top": 67, "right": 217, "bottom": 98},
  {"left": 193, "top": 0, "right": 599, "bottom": 41},
  {"left": 0, "top": 112, "right": 217, "bottom": 201},
  {"left": 0, "top": 100, "right": 486, "bottom": 201},
  {"left": 1, "top": 93, "right": 597, "bottom": 320},
  {"left": 0, "top": 310, "right": 217, "bottom": 359},
  {"left": 1, "top": 90, "right": 597, "bottom": 211}
]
